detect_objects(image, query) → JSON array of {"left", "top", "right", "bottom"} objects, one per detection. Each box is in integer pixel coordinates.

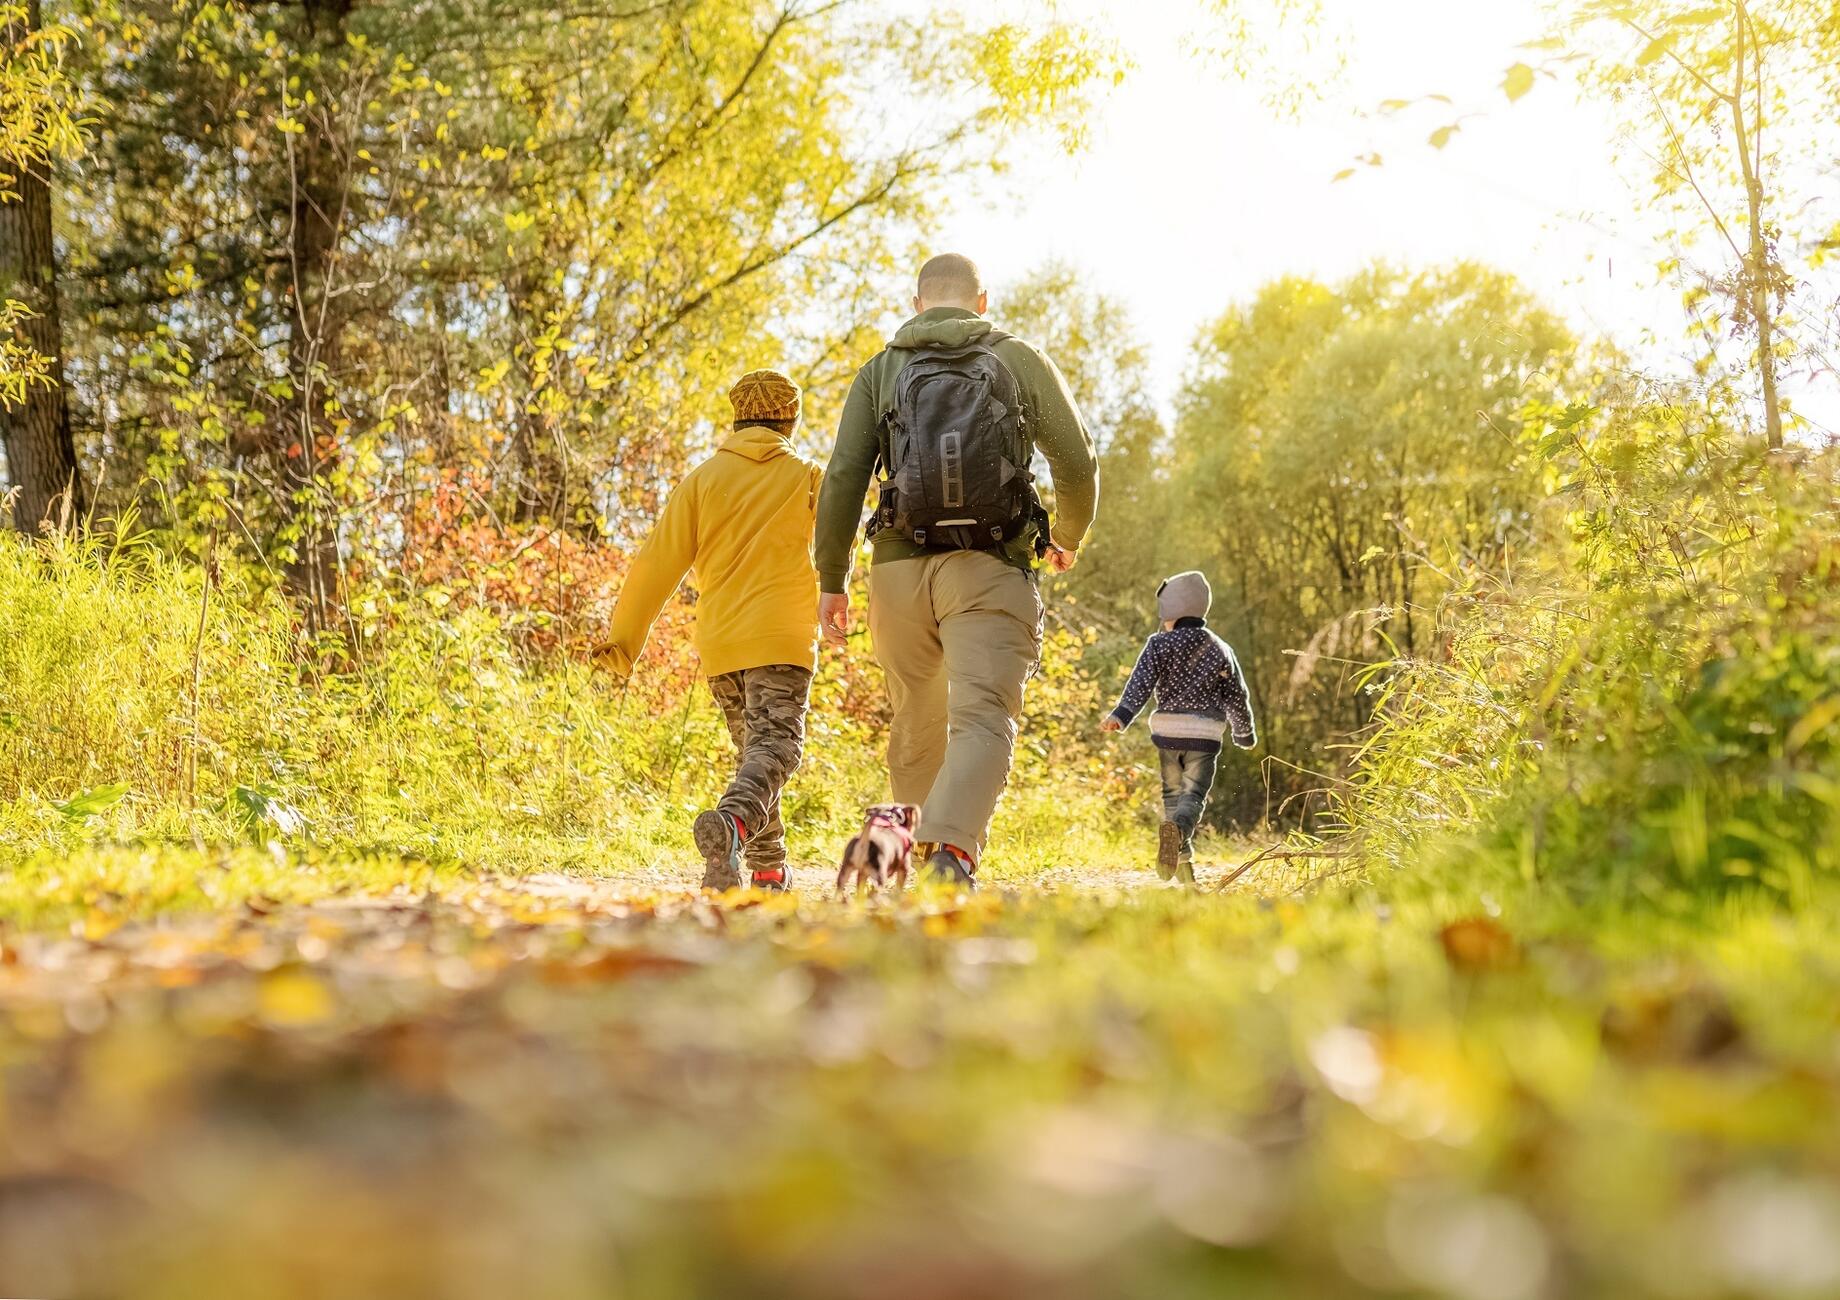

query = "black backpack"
[{"left": 873, "top": 340, "right": 1042, "bottom": 552}]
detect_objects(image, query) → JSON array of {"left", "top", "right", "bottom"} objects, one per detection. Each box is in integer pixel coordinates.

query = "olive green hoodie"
[{"left": 813, "top": 307, "right": 1099, "bottom": 593}]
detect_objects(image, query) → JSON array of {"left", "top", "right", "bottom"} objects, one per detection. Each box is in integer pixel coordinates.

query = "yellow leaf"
[
  {"left": 1637, "top": 34, "right": 1676, "bottom": 66},
  {"left": 260, "top": 967, "right": 333, "bottom": 1026}
]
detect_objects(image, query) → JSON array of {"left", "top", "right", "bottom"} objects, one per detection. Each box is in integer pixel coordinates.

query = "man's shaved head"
[{"left": 916, "top": 253, "right": 984, "bottom": 309}]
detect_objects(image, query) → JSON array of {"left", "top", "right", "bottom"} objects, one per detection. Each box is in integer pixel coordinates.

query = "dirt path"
[{"left": 0, "top": 856, "right": 1289, "bottom": 1299}]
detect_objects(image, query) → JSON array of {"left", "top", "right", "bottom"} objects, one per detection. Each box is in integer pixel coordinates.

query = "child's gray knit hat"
[{"left": 1157, "top": 570, "right": 1212, "bottom": 622}]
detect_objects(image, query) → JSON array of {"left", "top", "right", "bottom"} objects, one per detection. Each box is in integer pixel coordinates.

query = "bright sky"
[{"left": 928, "top": 0, "right": 1837, "bottom": 430}]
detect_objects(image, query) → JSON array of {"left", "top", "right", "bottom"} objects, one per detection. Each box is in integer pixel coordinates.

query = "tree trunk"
[
  {"left": 1731, "top": 1, "right": 1784, "bottom": 451},
  {"left": 507, "top": 270, "right": 573, "bottom": 526},
  {"left": 277, "top": 0, "right": 354, "bottom": 628},
  {"left": 510, "top": 401, "right": 566, "bottom": 525},
  {"left": 1745, "top": 213, "right": 1781, "bottom": 451},
  {"left": 0, "top": 0, "right": 83, "bottom": 535}
]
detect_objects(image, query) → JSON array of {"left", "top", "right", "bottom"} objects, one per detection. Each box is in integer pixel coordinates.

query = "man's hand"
[
  {"left": 1100, "top": 715, "right": 1122, "bottom": 734},
  {"left": 819, "top": 591, "right": 851, "bottom": 649},
  {"left": 1044, "top": 544, "right": 1079, "bottom": 574}
]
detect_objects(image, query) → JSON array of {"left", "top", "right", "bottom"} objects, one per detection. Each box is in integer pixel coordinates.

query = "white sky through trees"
[{"left": 925, "top": 0, "right": 1838, "bottom": 432}]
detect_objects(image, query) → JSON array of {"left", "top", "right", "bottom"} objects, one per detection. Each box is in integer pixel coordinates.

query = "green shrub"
[{"left": 1331, "top": 385, "right": 1840, "bottom": 905}]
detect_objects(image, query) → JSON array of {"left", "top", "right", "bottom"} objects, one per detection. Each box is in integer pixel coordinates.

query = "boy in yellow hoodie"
[{"left": 596, "top": 370, "right": 823, "bottom": 891}]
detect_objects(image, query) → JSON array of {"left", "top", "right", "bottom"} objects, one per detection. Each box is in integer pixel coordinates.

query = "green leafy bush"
[{"left": 1332, "top": 383, "right": 1840, "bottom": 904}]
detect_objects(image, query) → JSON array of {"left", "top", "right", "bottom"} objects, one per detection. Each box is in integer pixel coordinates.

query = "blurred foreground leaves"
[{"left": 1, "top": 877, "right": 1839, "bottom": 1298}]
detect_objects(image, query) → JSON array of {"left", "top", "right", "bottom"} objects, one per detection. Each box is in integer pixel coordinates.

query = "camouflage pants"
[{"left": 707, "top": 664, "right": 811, "bottom": 870}]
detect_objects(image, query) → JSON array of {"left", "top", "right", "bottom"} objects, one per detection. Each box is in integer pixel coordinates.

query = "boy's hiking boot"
[
  {"left": 694, "top": 810, "right": 744, "bottom": 891},
  {"left": 1156, "top": 820, "right": 1182, "bottom": 881},
  {"left": 750, "top": 864, "right": 790, "bottom": 893},
  {"left": 920, "top": 845, "right": 977, "bottom": 891}
]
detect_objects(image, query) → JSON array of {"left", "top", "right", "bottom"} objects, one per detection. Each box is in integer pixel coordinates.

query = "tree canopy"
[{"left": 43, "top": 0, "right": 1114, "bottom": 619}]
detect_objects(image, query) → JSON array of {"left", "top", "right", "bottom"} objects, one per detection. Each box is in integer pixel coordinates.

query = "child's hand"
[
  {"left": 1100, "top": 716, "right": 1122, "bottom": 733},
  {"left": 588, "top": 646, "right": 630, "bottom": 687}
]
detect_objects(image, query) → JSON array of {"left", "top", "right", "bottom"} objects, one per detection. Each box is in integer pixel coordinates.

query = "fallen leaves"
[
  {"left": 1601, "top": 974, "right": 1746, "bottom": 1066},
  {"left": 537, "top": 945, "right": 704, "bottom": 986},
  {"left": 1438, "top": 916, "right": 1520, "bottom": 972},
  {"left": 0, "top": 876, "right": 1822, "bottom": 1300},
  {"left": 259, "top": 967, "right": 334, "bottom": 1027}
]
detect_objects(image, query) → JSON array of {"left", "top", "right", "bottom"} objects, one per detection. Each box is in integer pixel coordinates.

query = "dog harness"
[{"left": 864, "top": 808, "right": 916, "bottom": 857}]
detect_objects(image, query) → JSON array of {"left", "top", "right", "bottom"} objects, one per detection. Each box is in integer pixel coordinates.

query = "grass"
[
  {"left": 0, "top": 526, "right": 1187, "bottom": 946},
  {"left": 0, "top": 533, "right": 1146, "bottom": 892}
]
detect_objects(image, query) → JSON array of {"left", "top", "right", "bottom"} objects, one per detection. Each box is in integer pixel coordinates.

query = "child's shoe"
[
  {"left": 749, "top": 864, "right": 791, "bottom": 893},
  {"left": 694, "top": 809, "right": 744, "bottom": 891},
  {"left": 1156, "top": 820, "right": 1181, "bottom": 881}
]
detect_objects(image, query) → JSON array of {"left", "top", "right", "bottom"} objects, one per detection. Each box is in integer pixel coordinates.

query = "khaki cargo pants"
[{"left": 868, "top": 551, "right": 1044, "bottom": 860}]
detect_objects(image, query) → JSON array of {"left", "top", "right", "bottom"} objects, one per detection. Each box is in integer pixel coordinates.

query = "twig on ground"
[{"left": 1214, "top": 841, "right": 1360, "bottom": 892}]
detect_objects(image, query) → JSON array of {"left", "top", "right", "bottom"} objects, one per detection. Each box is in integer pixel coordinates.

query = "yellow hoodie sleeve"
[{"left": 596, "top": 477, "right": 698, "bottom": 680}]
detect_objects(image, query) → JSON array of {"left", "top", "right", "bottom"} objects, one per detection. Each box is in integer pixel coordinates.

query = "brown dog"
[{"left": 836, "top": 804, "right": 921, "bottom": 894}]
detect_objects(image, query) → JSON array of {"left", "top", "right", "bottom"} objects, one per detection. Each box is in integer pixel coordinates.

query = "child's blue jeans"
[{"left": 1158, "top": 748, "right": 1219, "bottom": 860}]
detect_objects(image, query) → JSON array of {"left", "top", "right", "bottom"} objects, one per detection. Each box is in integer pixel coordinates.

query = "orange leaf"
[{"left": 1438, "top": 917, "right": 1518, "bottom": 971}]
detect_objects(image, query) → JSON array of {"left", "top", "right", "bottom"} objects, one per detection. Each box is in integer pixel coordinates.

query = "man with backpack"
[{"left": 814, "top": 253, "right": 1099, "bottom": 889}]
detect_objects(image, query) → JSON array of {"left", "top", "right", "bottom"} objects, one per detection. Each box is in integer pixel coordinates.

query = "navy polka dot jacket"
[{"left": 1107, "top": 617, "right": 1257, "bottom": 753}]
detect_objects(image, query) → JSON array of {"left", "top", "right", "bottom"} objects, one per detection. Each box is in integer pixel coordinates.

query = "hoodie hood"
[
  {"left": 1158, "top": 571, "right": 1212, "bottom": 622},
  {"left": 720, "top": 424, "right": 796, "bottom": 463},
  {"left": 889, "top": 306, "right": 1009, "bottom": 351}
]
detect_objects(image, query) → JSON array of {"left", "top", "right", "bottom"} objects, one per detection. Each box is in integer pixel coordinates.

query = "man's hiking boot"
[
  {"left": 694, "top": 809, "right": 744, "bottom": 891},
  {"left": 750, "top": 864, "right": 790, "bottom": 893},
  {"left": 920, "top": 846, "right": 977, "bottom": 892},
  {"left": 1156, "top": 820, "right": 1181, "bottom": 881}
]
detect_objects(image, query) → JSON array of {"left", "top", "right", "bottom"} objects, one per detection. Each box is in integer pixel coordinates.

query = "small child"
[
  {"left": 1101, "top": 570, "right": 1257, "bottom": 883},
  {"left": 596, "top": 369, "right": 823, "bottom": 893}
]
